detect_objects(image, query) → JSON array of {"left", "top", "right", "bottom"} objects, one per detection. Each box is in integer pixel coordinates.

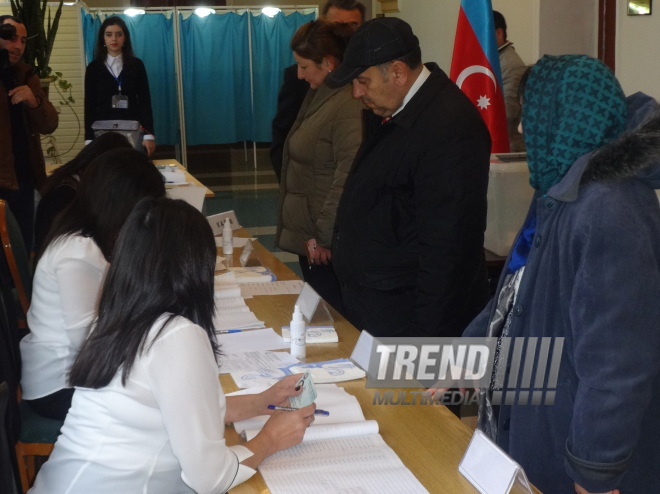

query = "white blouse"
[
  {"left": 21, "top": 234, "right": 108, "bottom": 399},
  {"left": 29, "top": 315, "right": 256, "bottom": 494}
]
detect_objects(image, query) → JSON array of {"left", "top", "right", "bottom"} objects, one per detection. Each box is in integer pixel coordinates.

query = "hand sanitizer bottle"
[
  {"left": 290, "top": 304, "right": 306, "bottom": 361},
  {"left": 222, "top": 220, "right": 233, "bottom": 255}
]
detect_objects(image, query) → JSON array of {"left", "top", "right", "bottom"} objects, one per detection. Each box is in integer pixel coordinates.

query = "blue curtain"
[
  {"left": 250, "top": 11, "right": 315, "bottom": 142},
  {"left": 80, "top": 12, "right": 178, "bottom": 145},
  {"left": 81, "top": 9, "right": 315, "bottom": 147},
  {"left": 179, "top": 12, "right": 251, "bottom": 145}
]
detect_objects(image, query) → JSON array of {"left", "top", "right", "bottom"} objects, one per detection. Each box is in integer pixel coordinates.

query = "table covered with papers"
[{"left": 217, "top": 231, "right": 540, "bottom": 493}]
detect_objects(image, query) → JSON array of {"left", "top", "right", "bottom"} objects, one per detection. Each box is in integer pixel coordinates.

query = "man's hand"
[
  {"left": 8, "top": 85, "right": 38, "bottom": 108},
  {"left": 574, "top": 483, "right": 620, "bottom": 494}
]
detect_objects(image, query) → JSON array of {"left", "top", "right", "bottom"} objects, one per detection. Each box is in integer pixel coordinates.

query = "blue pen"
[
  {"left": 217, "top": 329, "right": 242, "bottom": 334},
  {"left": 267, "top": 404, "right": 330, "bottom": 416}
]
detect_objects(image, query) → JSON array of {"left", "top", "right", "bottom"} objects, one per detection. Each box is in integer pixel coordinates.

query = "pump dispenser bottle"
[
  {"left": 222, "top": 220, "right": 233, "bottom": 255},
  {"left": 290, "top": 304, "right": 306, "bottom": 361}
]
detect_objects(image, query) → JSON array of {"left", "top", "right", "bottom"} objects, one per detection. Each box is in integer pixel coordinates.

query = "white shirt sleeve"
[
  {"left": 143, "top": 319, "right": 256, "bottom": 493},
  {"left": 53, "top": 237, "right": 107, "bottom": 350}
]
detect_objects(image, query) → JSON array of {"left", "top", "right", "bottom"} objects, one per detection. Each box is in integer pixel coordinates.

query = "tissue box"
[{"left": 484, "top": 157, "right": 534, "bottom": 256}]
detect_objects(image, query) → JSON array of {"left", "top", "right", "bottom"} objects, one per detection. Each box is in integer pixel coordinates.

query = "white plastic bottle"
[
  {"left": 222, "top": 220, "right": 233, "bottom": 255},
  {"left": 289, "top": 304, "right": 306, "bottom": 361}
]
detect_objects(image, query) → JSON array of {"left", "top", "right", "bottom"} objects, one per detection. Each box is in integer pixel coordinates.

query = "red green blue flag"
[{"left": 450, "top": 0, "right": 510, "bottom": 153}]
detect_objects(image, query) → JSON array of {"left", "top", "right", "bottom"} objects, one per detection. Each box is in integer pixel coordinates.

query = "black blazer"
[{"left": 84, "top": 57, "right": 154, "bottom": 141}]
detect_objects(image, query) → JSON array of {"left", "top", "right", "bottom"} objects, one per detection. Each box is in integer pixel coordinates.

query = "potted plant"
[{"left": 10, "top": 0, "right": 64, "bottom": 80}]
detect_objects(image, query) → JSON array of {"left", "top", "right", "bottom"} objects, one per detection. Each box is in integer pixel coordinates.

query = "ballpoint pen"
[
  {"left": 267, "top": 404, "right": 330, "bottom": 416},
  {"left": 216, "top": 329, "right": 242, "bottom": 334}
]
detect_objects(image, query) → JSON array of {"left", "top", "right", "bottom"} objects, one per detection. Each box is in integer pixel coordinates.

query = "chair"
[
  {"left": 0, "top": 263, "right": 62, "bottom": 493},
  {"left": 0, "top": 200, "right": 33, "bottom": 329},
  {"left": 0, "top": 382, "right": 20, "bottom": 494}
]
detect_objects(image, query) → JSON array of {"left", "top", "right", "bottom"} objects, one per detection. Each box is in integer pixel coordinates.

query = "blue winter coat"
[{"left": 465, "top": 100, "right": 660, "bottom": 493}]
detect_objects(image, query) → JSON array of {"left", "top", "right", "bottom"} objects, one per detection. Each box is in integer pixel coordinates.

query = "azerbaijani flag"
[{"left": 450, "top": 0, "right": 510, "bottom": 153}]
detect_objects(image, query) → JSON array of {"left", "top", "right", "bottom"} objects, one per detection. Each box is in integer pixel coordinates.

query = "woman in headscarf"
[{"left": 458, "top": 55, "right": 660, "bottom": 494}]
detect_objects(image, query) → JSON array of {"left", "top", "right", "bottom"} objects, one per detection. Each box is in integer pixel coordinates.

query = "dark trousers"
[
  {"left": 298, "top": 256, "right": 345, "bottom": 318},
  {"left": 341, "top": 282, "right": 416, "bottom": 337},
  {"left": 25, "top": 388, "right": 74, "bottom": 421},
  {"left": 0, "top": 186, "right": 34, "bottom": 253}
]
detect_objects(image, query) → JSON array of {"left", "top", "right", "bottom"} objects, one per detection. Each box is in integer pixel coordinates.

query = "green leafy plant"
[
  {"left": 10, "top": 0, "right": 64, "bottom": 79},
  {"left": 43, "top": 71, "right": 80, "bottom": 159}
]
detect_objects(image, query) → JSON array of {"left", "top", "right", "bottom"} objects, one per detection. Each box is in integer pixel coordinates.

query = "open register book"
[{"left": 231, "top": 384, "right": 428, "bottom": 494}]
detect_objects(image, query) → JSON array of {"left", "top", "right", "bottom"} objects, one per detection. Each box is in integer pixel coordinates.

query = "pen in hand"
[{"left": 268, "top": 404, "right": 330, "bottom": 416}]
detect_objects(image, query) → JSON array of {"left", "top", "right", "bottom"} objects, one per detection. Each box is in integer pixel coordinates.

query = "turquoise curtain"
[
  {"left": 250, "top": 11, "right": 315, "bottom": 142},
  {"left": 80, "top": 12, "right": 178, "bottom": 145},
  {"left": 179, "top": 12, "right": 251, "bottom": 145},
  {"left": 81, "top": 9, "right": 316, "bottom": 147}
]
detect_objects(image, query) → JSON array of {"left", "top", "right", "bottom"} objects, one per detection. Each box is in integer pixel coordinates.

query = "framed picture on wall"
[{"left": 628, "top": 0, "right": 652, "bottom": 15}]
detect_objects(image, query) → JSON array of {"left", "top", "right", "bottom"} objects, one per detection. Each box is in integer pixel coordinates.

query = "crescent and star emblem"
[{"left": 456, "top": 65, "right": 497, "bottom": 110}]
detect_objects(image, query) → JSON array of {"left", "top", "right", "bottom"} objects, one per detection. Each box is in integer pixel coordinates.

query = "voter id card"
[
  {"left": 112, "top": 94, "right": 129, "bottom": 109},
  {"left": 289, "top": 372, "right": 317, "bottom": 408}
]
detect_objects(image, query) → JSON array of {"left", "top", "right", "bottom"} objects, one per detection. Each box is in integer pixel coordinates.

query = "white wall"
[
  {"left": 377, "top": 0, "right": 596, "bottom": 70},
  {"left": 616, "top": 5, "right": 660, "bottom": 99},
  {"left": 538, "top": 0, "right": 598, "bottom": 57}
]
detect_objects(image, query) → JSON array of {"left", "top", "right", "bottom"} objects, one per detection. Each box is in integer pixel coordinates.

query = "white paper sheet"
[
  {"left": 240, "top": 280, "right": 305, "bottom": 297},
  {"left": 218, "top": 350, "right": 299, "bottom": 375},
  {"left": 215, "top": 328, "right": 287, "bottom": 353},
  {"left": 213, "top": 311, "right": 265, "bottom": 332}
]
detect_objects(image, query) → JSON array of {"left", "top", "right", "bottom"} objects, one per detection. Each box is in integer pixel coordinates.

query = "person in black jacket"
[
  {"left": 84, "top": 16, "right": 155, "bottom": 156},
  {"left": 269, "top": 0, "right": 365, "bottom": 181},
  {"left": 326, "top": 18, "right": 491, "bottom": 338}
]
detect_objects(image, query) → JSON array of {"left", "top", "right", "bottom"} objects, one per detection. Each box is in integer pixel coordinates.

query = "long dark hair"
[
  {"left": 69, "top": 198, "right": 218, "bottom": 388},
  {"left": 38, "top": 148, "right": 165, "bottom": 261},
  {"left": 94, "top": 16, "right": 135, "bottom": 62},
  {"left": 40, "top": 133, "right": 132, "bottom": 197}
]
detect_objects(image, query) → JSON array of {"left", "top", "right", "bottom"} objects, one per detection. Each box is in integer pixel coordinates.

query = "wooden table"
[
  {"left": 152, "top": 159, "right": 214, "bottom": 198},
  {"left": 45, "top": 159, "right": 214, "bottom": 198},
  {"left": 220, "top": 234, "right": 533, "bottom": 494}
]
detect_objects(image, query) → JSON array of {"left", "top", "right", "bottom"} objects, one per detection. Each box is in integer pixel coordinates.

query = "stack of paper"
[
  {"left": 231, "top": 384, "right": 428, "bottom": 494},
  {"left": 214, "top": 272, "right": 264, "bottom": 331},
  {"left": 228, "top": 266, "right": 276, "bottom": 283},
  {"left": 216, "top": 329, "right": 288, "bottom": 354}
]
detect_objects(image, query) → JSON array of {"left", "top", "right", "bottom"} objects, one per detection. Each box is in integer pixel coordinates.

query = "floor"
[{"left": 154, "top": 143, "right": 303, "bottom": 278}]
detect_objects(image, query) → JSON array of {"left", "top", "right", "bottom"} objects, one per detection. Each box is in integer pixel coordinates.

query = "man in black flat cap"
[{"left": 327, "top": 17, "right": 491, "bottom": 338}]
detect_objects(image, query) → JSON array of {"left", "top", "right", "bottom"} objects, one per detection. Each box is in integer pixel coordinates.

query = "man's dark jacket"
[
  {"left": 270, "top": 64, "right": 309, "bottom": 181},
  {"left": 332, "top": 63, "right": 491, "bottom": 338}
]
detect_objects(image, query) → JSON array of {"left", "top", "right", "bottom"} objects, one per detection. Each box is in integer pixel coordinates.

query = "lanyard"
[{"left": 105, "top": 61, "right": 123, "bottom": 93}]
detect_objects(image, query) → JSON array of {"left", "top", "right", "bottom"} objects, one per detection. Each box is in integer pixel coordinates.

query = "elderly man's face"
[
  {"left": 325, "top": 7, "right": 363, "bottom": 31},
  {"left": 0, "top": 19, "right": 27, "bottom": 66},
  {"left": 352, "top": 65, "right": 403, "bottom": 118}
]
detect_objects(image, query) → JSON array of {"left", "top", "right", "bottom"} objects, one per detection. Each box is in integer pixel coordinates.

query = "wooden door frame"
[{"left": 598, "top": 0, "right": 616, "bottom": 71}]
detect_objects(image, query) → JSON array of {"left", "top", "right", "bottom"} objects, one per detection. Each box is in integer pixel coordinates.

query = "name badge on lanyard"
[
  {"left": 112, "top": 94, "right": 129, "bottom": 109},
  {"left": 107, "top": 61, "right": 128, "bottom": 109}
]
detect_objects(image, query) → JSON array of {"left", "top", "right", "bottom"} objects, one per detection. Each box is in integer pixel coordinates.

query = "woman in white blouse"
[
  {"left": 29, "top": 198, "right": 315, "bottom": 493},
  {"left": 20, "top": 149, "right": 166, "bottom": 420}
]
